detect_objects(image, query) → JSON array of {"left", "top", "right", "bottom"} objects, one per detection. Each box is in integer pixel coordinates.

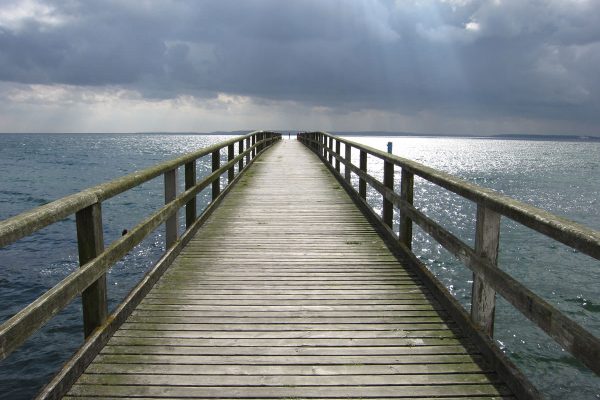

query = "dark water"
[{"left": 0, "top": 134, "right": 599, "bottom": 399}]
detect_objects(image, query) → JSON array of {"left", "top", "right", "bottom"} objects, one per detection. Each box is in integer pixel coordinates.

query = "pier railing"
[
  {"left": 0, "top": 131, "right": 280, "bottom": 362},
  {"left": 298, "top": 131, "right": 600, "bottom": 379}
]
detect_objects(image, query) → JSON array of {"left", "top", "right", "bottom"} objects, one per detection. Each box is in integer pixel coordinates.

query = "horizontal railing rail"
[
  {"left": 0, "top": 131, "right": 281, "bottom": 360},
  {"left": 298, "top": 131, "right": 600, "bottom": 378}
]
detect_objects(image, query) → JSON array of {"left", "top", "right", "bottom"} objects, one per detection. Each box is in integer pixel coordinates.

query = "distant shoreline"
[{"left": 1, "top": 131, "right": 599, "bottom": 142}]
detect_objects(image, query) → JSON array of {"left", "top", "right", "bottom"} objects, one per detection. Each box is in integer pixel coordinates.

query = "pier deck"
[{"left": 65, "top": 141, "right": 512, "bottom": 399}]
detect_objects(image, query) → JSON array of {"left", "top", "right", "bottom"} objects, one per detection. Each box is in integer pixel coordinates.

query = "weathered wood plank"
[
  {"left": 85, "top": 362, "right": 491, "bottom": 375},
  {"left": 67, "top": 384, "right": 512, "bottom": 398},
  {"left": 78, "top": 372, "right": 501, "bottom": 386}
]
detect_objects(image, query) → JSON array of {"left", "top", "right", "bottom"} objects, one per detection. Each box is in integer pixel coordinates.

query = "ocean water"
[{"left": 0, "top": 133, "right": 599, "bottom": 399}]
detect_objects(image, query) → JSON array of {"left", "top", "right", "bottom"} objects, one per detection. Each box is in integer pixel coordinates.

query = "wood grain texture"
[{"left": 68, "top": 140, "right": 512, "bottom": 399}]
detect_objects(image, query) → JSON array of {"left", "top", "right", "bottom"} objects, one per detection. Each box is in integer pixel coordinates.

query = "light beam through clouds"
[{"left": 0, "top": 0, "right": 599, "bottom": 135}]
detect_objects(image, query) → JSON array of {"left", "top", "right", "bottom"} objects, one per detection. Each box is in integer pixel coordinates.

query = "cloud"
[{"left": 0, "top": 0, "right": 599, "bottom": 134}]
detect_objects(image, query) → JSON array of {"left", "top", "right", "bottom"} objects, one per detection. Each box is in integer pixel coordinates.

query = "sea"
[{"left": 0, "top": 133, "right": 599, "bottom": 399}]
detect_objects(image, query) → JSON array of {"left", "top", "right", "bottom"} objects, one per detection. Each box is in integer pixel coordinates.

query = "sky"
[{"left": 0, "top": 0, "right": 599, "bottom": 135}]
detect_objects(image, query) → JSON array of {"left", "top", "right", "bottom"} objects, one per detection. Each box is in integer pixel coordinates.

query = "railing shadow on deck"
[
  {"left": 298, "top": 131, "right": 600, "bottom": 400},
  {"left": 0, "top": 131, "right": 281, "bottom": 399}
]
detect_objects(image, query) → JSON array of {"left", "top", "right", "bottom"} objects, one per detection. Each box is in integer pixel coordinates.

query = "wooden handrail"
[
  {"left": 298, "top": 131, "right": 600, "bottom": 377},
  {"left": 0, "top": 131, "right": 281, "bottom": 360}
]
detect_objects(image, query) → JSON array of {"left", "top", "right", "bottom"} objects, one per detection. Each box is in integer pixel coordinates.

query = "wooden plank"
[
  {"left": 85, "top": 362, "right": 491, "bottom": 375},
  {"left": 93, "top": 353, "right": 481, "bottom": 365},
  {"left": 106, "top": 336, "right": 463, "bottom": 347},
  {"left": 68, "top": 384, "right": 511, "bottom": 398},
  {"left": 78, "top": 373, "right": 501, "bottom": 386}
]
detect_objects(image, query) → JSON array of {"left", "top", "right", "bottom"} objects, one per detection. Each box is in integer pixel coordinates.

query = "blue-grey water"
[{"left": 0, "top": 134, "right": 599, "bottom": 399}]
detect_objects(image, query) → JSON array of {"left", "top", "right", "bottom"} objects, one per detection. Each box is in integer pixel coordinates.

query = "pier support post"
[
  {"left": 399, "top": 169, "right": 414, "bottom": 249},
  {"left": 238, "top": 140, "right": 244, "bottom": 171},
  {"left": 76, "top": 202, "right": 107, "bottom": 338},
  {"left": 185, "top": 161, "right": 196, "bottom": 229},
  {"left": 246, "top": 137, "right": 251, "bottom": 164},
  {"left": 228, "top": 144, "right": 235, "bottom": 184},
  {"left": 335, "top": 140, "right": 341, "bottom": 172},
  {"left": 321, "top": 134, "right": 325, "bottom": 158},
  {"left": 383, "top": 160, "right": 394, "bottom": 229},
  {"left": 212, "top": 150, "right": 221, "bottom": 201},
  {"left": 164, "top": 168, "right": 178, "bottom": 248},
  {"left": 471, "top": 205, "right": 501, "bottom": 337},
  {"left": 359, "top": 150, "right": 367, "bottom": 200},
  {"left": 344, "top": 143, "right": 351, "bottom": 183}
]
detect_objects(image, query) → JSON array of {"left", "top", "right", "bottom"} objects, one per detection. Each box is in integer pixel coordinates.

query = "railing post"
[
  {"left": 184, "top": 161, "right": 196, "bottom": 229},
  {"left": 359, "top": 150, "right": 367, "bottom": 199},
  {"left": 76, "top": 202, "right": 107, "bottom": 338},
  {"left": 328, "top": 136, "right": 333, "bottom": 164},
  {"left": 246, "top": 137, "right": 251, "bottom": 164},
  {"left": 212, "top": 150, "right": 220, "bottom": 200},
  {"left": 344, "top": 143, "right": 351, "bottom": 182},
  {"left": 228, "top": 143, "right": 235, "bottom": 184},
  {"left": 383, "top": 160, "right": 394, "bottom": 228},
  {"left": 399, "top": 169, "right": 414, "bottom": 249},
  {"left": 322, "top": 134, "right": 327, "bottom": 158},
  {"left": 316, "top": 133, "right": 320, "bottom": 154},
  {"left": 251, "top": 135, "right": 256, "bottom": 158},
  {"left": 471, "top": 205, "right": 501, "bottom": 337},
  {"left": 335, "top": 140, "right": 341, "bottom": 172},
  {"left": 238, "top": 140, "right": 244, "bottom": 171},
  {"left": 164, "top": 168, "right": 178, "bottom": 248}
]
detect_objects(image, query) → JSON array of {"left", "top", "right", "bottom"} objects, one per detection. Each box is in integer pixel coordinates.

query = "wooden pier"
[
  {"left": 1, "top": 131, "right": 599, "bottom": 399},
  {"left": 66, "top": 140, "right": 512, "bottom": 398}
]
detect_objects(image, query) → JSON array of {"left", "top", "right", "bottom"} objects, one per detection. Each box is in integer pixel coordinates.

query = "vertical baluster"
[
  {"left": 185, "top": 161, "right": 196, "bottom": 229},
  {"left": 212, "top": 150, "right": 220, "bottom": 200},
  {"left": 164, "top": 168, "right": 178, "bottom": 248},
  {"left": 335, "top": 140, "right": 341, "bottom": 172},
  {"left": 399, "top": 169, "right": 414, "bottom": 249},
  {"left": 359, "top": 150, "right": 367, "bottom": 199},
  {"left": 383, "top": 160, "right": 394, "bottom": 228},
  {"left": 344, "top": 143, "right": 351, "bottom": 183},
  {"left": 228, "top": 144, "right": 235, "bottom": 184},
  {"left": 471, "top": 205, "right": 501, "bottom": 336},
  {"left": 76, "top": 202, "right": 107, "bottom": 338}
]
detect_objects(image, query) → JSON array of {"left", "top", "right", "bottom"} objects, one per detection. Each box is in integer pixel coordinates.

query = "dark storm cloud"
[{"left": 1, "top": 0, "right": 599, "bottom": 125}]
